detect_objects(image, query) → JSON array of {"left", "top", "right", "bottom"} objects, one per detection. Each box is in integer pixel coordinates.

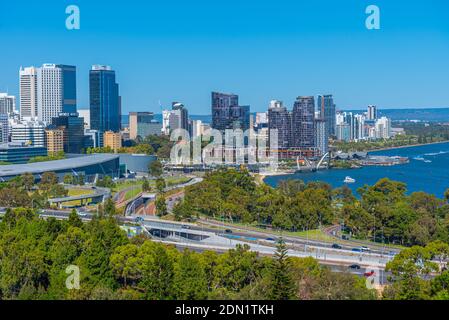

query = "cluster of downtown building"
[
  {"left": 0, "top": 62, "right": 394, "bottom": 165},
  {"left": 205, "top": 93, "right": 393, "bottom": 162},
  {"left": 0, "top": 63, "right": 121, "bottom": 163},
  {"left": 335, "top": 105, "right": 392, "bottom": 142}
]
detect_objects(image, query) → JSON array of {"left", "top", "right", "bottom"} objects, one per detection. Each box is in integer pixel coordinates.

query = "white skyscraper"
[
  {"left": 314, "top": 118, "right": 328, "bottom": 156},
  {"left": 37, "top": 64, "right": 64, "bottom": 123},
  {"left": 20, "top": 64, "right": 77, "bottom": 123},
  {"left": 162, "top": 110, "right": 171, "bottom": 135},
  {"left": 0, "top": 93, "right": 16, "bottom": 115},
  {"left": 375, "top": 117, "right": 391, "bottom": 139},
  {"left": 336, "top": 112, "right": 345, "bottom": 126},
  {"left": 367, "top": 105, "right": 378, "bottom": 120},
  {"left": 191, "top": 119, "right": 202, "bottom": 138},
  {"left": 19, "top": 66, "right": 38, "bottom": 119},
  {"left": 255, "top": 112, "right": 268, "bottom": 126},
  {"left": 354, "top": 114, "right": 366, "bottom": 141}
]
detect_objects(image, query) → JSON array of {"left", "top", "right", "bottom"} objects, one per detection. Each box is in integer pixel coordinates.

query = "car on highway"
[
  {"left": 77, "top": 212, "right": 87, "bottom": 217},
  {"left": 181, "top": 225, "right": 191, "bottom": 229},
  {"left": 265, "top": 237, "right": 277, "bottom": 241},
  {"left": 331, "top": 243, "right": 342, "bottom": 249},
  {"left": 225, "top": 229, "right": 233, "bottom": 234},
  {"left": 351, "top": 248, "right": 362, "bottom": 253},
  {"left": 360, "top": 246, "right": 371, "bottom": 252},
  {"left": 348, "top": 264, "right": 361, "bottom": 270},
  {"left": 364, "top": 270, "right": 375, "bottom": 277},
  {"left": 134, "top": 217, "right": 144, "bottom": 223}
]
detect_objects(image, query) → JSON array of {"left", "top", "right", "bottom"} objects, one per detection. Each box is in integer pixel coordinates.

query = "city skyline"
[{"left": 1, "top": 0, "right": 449, "bottom": 114}]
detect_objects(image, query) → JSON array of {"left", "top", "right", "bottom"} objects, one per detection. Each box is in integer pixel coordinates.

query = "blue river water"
[{"left": 264, "top": 142, "right": 449, "bottom": 198}]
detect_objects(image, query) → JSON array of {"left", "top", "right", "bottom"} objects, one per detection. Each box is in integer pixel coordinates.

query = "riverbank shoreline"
[
  {"left": 263, "top": 141, "right": 449, "bottom": 197},
  {"left": 254, "top": 170, "right": 296, "bottom": 183},
  {"left": 260, "top": 141, "right": 449, "bottom": 184},
  {"left": 339, "top": 140, "right": 449, "bottom": 154}
]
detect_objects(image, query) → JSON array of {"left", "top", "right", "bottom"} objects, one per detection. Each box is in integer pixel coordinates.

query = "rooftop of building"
[
  {"left": 0, "top": 153, "right": 119, "bottom": 177},
  {"left": 0, "top": 142, "right": 45, "bottom": 150}
]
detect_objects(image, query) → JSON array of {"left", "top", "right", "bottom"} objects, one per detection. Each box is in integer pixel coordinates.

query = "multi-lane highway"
[{"left": 0, "top": 203, "right": 393, "bottom": 285}]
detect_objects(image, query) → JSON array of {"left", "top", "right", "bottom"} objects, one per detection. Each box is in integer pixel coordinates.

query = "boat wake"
[
  {"left": 424, "top": 151, "right": 449, "bottom": 156},
  {"left": 413, "top": 156, "right": 432, "bottom": 163}
]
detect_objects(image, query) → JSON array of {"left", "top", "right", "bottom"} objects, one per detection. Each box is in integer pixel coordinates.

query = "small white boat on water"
[{"left": 343, "top": 176, "right": 356, "bottom": 183}]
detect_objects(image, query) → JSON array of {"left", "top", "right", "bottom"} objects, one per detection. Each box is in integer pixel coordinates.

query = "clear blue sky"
[{"left": 1, "top": 0, "right": 449, "bottom": 114}]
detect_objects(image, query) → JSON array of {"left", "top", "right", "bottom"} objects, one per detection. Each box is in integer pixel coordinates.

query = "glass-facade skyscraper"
[
  {"left": 59, "top": 65, "right": 77, "bottom": 114},
  {"left": 51, "top": 113, "right": 85, "bottom": 154},
  {"left": 129, "top": 112, "right": 162, "bottom": 139},
  {"left": 211, "top": 92, "right": 250, "bottom": 132},
  {"left": 89, "top": 65, "right": 120, "bottom": 134},
  {"left": 317, "top": 94, "right": 336, "bottom": 137}
]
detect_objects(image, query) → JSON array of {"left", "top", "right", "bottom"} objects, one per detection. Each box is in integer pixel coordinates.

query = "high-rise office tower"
[
  {"left": 354, "top": 114, "right": 366, "bottom": 141},
  {"left": 268, "top": 100, "right": 290, "bottom": 149},
  {"left": 191, "top": 119, "right": 203, "bottom": 139},
  {"left": 336, "top": 112, "right": 345, "bottom": 126},
  {"left": 0, "top": 114, "right": 9, "bottom": 143},
  {"left": 317, "top": 94, "right": 336, "bottom": 137},
  {"left": 343, "top": 112, "right": 355, "bottom": 140},
  {"left": 58, "top": 64, "right": 77, "bottom": 114},
  {"left": 162, "top": 110, "right": 171, "bottom": 135},
  {"left": 36, "top": 64, "right": 77, "bottom": 123},
  {"left": 51, "top": 113, "right": 85, "bottom": 153},
  {"left": 171, "top": 102, "right": 189, "bottom": 131},
  {"left": 19, "top": 67, "right": 38, "bottom": 119},
  {"left": 336, "top": 123, "right": 351, "bottom": 142},
  {"left": 129, "top": 112, "right": 162, "bottom": 139},
  {"left": 375, "top": 116, "right": 391, "bottom": 139},
  {"left": 314, "top": 119, "right": 328, "bottom": 156},
  {"left": 255, "top": 112, "right": 268, "bottom": 127},
  {"left": 211, "top": 92, "right": 250, "bottom": 132},
  {"left": 89, "top": 65, "right": 120, "bottom": 134},
  {"left": 367, "top": 105, "right": 378, "bottom": 120},
  {"left": 0, "top": 93, "right": 16, "bottom": 115},
  {"left": 292, "top": 96, "right": 315, "bottom": 148}
]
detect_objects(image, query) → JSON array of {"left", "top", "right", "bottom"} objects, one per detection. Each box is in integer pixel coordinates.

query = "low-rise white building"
[{"left": 11, "top": 120, "right": 46, "bottom": 147}]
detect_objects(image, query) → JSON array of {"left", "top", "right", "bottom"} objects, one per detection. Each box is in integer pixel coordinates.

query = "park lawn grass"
[
  {"left": 285, "top": 229, "right": 336, "bottom": 242},
  {"left": 113, "top": 176, "right": 191, "bottom": 195},
  {"left": 123, "top": 186, "right": 142, "bottom": 202},
  {"left": 114, "top": 180, "right": 144, "bottom": 192},
  {"left": 67, "top": 188, "right": 94, "bottom": 197},
  {"left": 165, "top": 176, "right": 191, "bottom": 186},
  {"left": 63, "top": 188, "right": 96, "bottom": 207}
]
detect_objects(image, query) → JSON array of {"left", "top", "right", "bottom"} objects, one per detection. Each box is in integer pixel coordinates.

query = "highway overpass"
[{"left": 48, "top": 186, "right": 111, "bottom": 208}]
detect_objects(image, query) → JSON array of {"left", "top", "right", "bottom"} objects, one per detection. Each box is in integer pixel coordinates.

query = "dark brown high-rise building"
[
  {"left": 291, "top": 96, "right": 315, "bottom": 148},
  {"left": 211, "top": 92, "right": 249, "bottom": 132}
]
